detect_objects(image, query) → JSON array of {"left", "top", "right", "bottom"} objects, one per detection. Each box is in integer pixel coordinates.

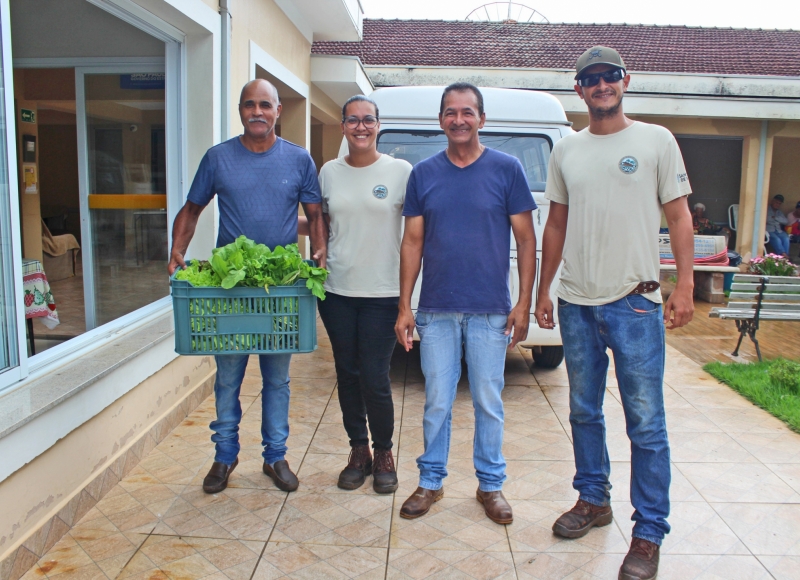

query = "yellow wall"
[
  {"left": 228, "top": 0, "right": 311, "bottom": 140},
  {"left": 770, "top": 136, "right": 800, "bottom": 208}
]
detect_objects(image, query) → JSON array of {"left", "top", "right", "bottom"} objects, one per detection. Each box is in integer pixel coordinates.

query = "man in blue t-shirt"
[
  {"left": 168, "top": 79, "right": 327, "bottom": 495},
  {"left": 394, "top": 83, "right": 537, "bottom": 525}
]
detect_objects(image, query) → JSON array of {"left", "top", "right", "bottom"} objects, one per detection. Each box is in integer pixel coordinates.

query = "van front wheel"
[{"left": 531, "top": 345, "right": 564, "bottom": 368}]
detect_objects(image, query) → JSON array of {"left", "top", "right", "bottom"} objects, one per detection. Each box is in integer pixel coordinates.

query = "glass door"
[
  {"left": 0, "top": 34, "right": 15, "bottom": 373},
  {"left": 76, "top": 68, "right": 169, "bottom": 329},
  {"left": 0, "top": 7, "right": 20, "bottom": 381}
]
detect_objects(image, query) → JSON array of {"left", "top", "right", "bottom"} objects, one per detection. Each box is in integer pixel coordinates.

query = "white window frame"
[
  {"left": 0, "top": 0, "right": 189, "bottom": 385},
  {"left": 0, "top": 0, "right": 25, "bottom": 390}
]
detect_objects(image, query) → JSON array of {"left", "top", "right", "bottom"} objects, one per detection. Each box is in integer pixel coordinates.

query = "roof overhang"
[
  {"left": 363, "top": 65, "right": 800, "bottom": 120},
  {"left": 274, "top": 0, "right": 363, "bottom": 43},
  {"left": 311, "top": 55, "right": 374, "bottom": 108}
]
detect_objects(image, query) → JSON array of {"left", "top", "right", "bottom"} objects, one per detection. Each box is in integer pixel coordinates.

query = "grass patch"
[{"left": 704, "top": 358, "right": 800, "bottom": 433}]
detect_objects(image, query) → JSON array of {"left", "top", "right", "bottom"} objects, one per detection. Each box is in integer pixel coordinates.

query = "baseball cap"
[
  {"left": 774, "top": 194, "right": 785, "bottom": 202},
  {"left": 575, "top": 46, "right": 626, "bottom": 80}
]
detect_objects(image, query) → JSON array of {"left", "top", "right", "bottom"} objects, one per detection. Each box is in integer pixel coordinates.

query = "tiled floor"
[
  {"left": 665, "top": 300, "right": 800, "bottom": 366},
  {"left": 20, "top": 322, "right": 800, "bottom": 580}
]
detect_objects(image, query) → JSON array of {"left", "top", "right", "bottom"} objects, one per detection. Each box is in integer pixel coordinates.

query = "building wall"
[
  {"left": 228, "top": 0, "right": 312, "bottom": 141},
  {"left": 770, "top": 136, "right": 800, "bottom": 205}
]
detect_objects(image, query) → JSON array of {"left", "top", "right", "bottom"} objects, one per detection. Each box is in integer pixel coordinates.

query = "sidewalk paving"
[{"left": 20, "top": 321, "right": 800, "bottom": 580}]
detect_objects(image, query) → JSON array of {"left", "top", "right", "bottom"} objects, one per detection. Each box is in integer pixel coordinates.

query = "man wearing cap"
[
  {"left": 534, "top": 46, "right": 695, "bottom": 580},
  {"left": 766, "top": 194, "right": 790, "bottom": 256}
]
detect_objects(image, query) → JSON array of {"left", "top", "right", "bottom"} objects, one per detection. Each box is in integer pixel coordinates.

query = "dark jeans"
[{"left": 318, "top": 292, "right": 399, "bottom": 450}]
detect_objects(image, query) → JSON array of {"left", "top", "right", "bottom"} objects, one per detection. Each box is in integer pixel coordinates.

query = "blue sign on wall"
[{"left": 120, "top": 73, "right": 166, "bottom": 90}]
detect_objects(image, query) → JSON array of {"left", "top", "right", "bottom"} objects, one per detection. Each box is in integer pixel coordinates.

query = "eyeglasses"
[
  {"left": 343, "top": 115, "right": 378, "bottom": 129},
  {"left": 577, "top": 68, "right": 626, "bottom": 87}
]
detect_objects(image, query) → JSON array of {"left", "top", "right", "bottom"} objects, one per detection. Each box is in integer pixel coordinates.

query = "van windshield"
[{"left": 377, "top": 132, "right": 551, "bottom": 192}]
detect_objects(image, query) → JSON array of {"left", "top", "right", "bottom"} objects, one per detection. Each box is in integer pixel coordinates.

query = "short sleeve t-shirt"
[
  {"left": 545, "top": 121, "right": 692, "bottom": 305},
  {"left": 320, "top": 154, "right": 412, "bottom": 297},
  {"left": 403, "top": 148, "right": 537, "bottom": 314},
  {"left": 187, "top": 137, "right": 321, "bottom": 248}
]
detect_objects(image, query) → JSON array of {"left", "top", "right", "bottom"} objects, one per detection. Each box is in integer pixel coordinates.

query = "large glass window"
[{"left": 377, "top": 131, "right": 551, "bottom": 191}]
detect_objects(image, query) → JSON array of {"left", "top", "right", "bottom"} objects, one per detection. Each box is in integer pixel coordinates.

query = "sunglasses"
[
  {"left": 343, "top": 115, "right": 378, "bottom": 129},
  {"left": 577, "top": 68, "right": 626, "bottom": 87}
]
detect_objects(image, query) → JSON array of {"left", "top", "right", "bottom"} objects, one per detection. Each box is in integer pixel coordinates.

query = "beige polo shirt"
[
  {"left": 545, "top": 121, "right": 692, "bottom": 305},
  {"left": 320, "top": 154, "right": 412, "bottom": 297}
]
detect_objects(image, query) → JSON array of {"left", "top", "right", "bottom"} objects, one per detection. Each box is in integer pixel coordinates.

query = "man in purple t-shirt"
[
  {"left": 168, "top": 79, "right": 327, "bottom": 495},
  {"left": 394, "top": 83, "right": 537, "bottom": 525}
]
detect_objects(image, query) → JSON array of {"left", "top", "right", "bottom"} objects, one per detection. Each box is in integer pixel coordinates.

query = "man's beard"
[{"left": 588, "top": 95, "right": 623, "bottom": 120}]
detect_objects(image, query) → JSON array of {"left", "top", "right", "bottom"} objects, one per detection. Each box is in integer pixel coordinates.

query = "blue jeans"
[
  {"left": 210, "top": 354, "right": 292, "bottom": 465},
  {"left": 769, "top": 229, "right": 790, "bottom": 255},
  {"left": 415, "top": 312, "right": 510, "bottom": 492},
  {"left": 558, "top": 294, "right": 670, "bottom": 545}
]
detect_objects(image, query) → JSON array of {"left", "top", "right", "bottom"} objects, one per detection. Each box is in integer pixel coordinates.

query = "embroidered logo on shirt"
[
  {"left": 373, "top": 185, "right": 388, "bottom": 199},
  {"left": 677, "top": 173, "right": 688, "bottom": 183},
  {"left": 618, "top": 156, "right": 638, "bottom": 174}
]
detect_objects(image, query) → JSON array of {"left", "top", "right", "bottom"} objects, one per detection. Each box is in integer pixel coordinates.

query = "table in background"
[{"left": 22, "top": 259, "right": 60, "bottom": 355}]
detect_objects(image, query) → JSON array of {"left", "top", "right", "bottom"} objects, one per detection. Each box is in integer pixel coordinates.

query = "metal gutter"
[{"left": 220, "top": 0, "right": 232, "bottom": 140}]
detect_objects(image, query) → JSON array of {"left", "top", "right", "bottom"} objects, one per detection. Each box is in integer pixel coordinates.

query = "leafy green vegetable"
[
  {"left": 175, "top": 259, "right": 222, "bottom": 287},
  {"left": 175, "top": 236, "right": 328, "bottom": 299}
]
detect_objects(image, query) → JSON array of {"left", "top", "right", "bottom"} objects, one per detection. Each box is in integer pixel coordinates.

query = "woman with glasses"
[{"left": 300, "top": 95, "right": 411, "bottom": 493}]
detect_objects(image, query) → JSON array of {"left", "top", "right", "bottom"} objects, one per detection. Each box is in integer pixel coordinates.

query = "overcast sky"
[{"left": 359, "top": 0, "right": 800, "bottom": 30}]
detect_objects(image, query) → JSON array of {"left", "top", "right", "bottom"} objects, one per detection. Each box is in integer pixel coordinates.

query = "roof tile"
[{"left": 312, "top": 20, "right": 800, "bottom": 77}]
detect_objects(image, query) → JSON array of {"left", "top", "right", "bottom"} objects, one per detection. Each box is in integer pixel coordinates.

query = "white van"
[{"left": 341, "top": 86, "right": 571, "bottom": 367}]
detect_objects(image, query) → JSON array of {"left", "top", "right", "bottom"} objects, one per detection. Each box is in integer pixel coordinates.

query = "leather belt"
[{"left": 628, "top": 281, "right": 660, "bottom": 295}]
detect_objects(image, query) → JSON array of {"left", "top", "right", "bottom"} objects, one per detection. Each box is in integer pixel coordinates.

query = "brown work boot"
[
  {"left": 262, "top": 459, "right": 299, "bottom": 492},
  {"left": 337, "top": 445, "right": 372, "bottom": 490},
  {"left": 400, "top": 486, "right": 444, "bottom": 519},
  {"left": 619, "top": 538, "right": 660, "bottom": 580},
  {"left": 552, "top": 499, "right": 613, "bottom": 538},
  {"left": 372, "top": 448, "right": 398, "bottom": 494},
  {"left": 476, "top": 489, "right": 513, "bottom": 524},
  {"left": 202, "top": 458, "right": 238, "bottom": 494}
]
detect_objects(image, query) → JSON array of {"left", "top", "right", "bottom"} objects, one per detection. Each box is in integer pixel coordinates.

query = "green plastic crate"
[{"left": 170, "top": 270, "right": 317, "bottom": 355}]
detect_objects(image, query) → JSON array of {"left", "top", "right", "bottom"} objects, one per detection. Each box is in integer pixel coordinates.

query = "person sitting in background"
[
  {"left": 766, "top": 194, "right": 790, "bottom": 257},
  {"left": 691, "top": 203, "right": 731, "bottom": 241},
  {"left": 691, "top": 203, "right": 715, "bottom": 234},
  {"left": 788, "top": 201, "right": 800, "bottom": 243}
]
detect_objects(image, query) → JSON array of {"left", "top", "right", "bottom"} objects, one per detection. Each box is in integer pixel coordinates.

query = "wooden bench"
[{"left": 709, "top": 274, "right": 800, "bottom": 361}]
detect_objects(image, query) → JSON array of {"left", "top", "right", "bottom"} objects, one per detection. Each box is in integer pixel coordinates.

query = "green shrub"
[{"left": 769, "top": 358, "right": 800, "bottom": 395}]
